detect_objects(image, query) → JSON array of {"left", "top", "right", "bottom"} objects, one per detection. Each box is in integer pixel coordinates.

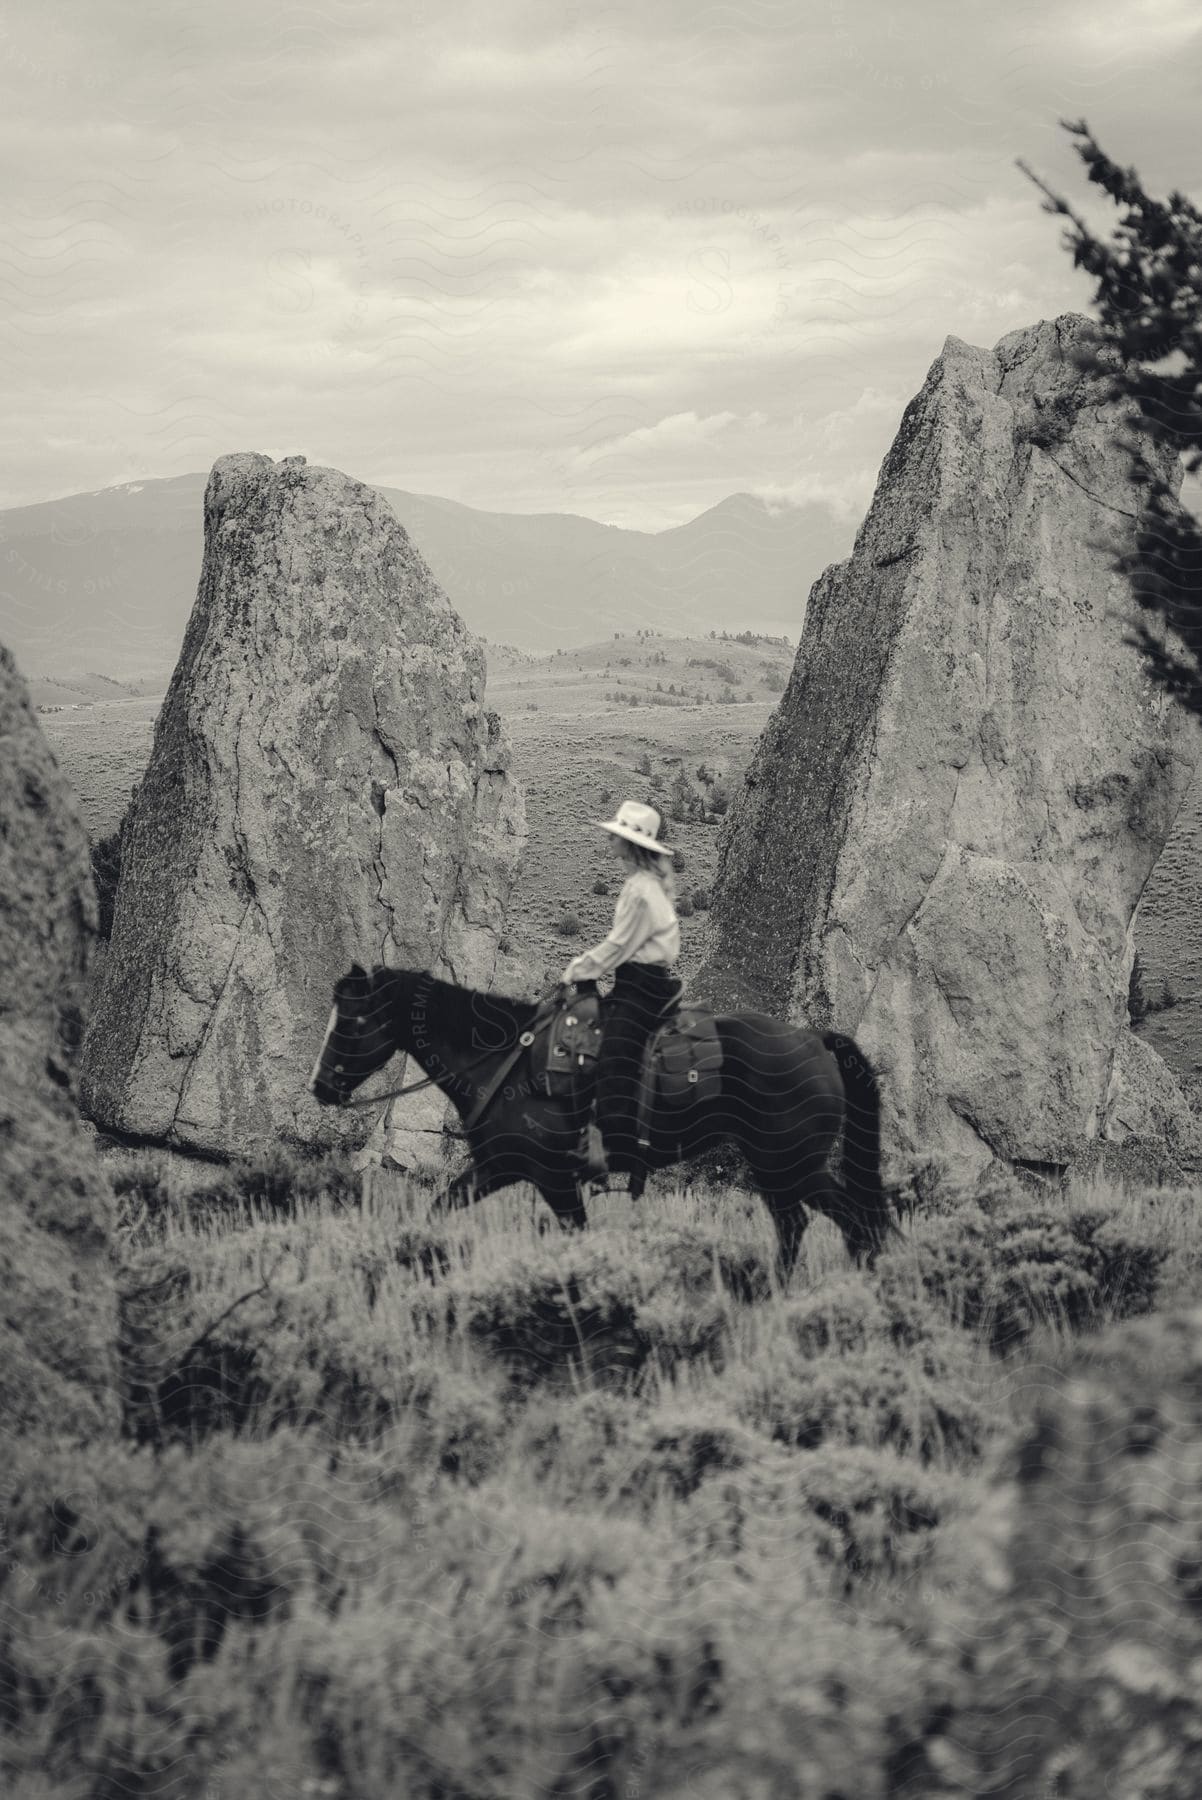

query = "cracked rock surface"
[
  {"left": 0, "top": 642, "right": 119, "bottom": 1445},
  {"left": 78, "top": 454, "right": 525, "bottom": 1157},
  {"left": 699, "top": 314, "right": 1202, "bottom": 1182}
]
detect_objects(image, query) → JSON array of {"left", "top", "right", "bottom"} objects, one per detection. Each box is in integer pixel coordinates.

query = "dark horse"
[{"left": 310, "top": 964, "right": 898, "bottom": 1274}]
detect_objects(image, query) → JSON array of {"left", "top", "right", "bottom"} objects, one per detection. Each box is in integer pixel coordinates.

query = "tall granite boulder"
[
  {"left": 699, "top": 314, "right": 1202, "bottom": 1183},
  {"left": 0, "top": 644, "right": 120, "bottom": 1445},
  {"left": 78, "top": 454, "right": 526, "bottom": 1159},
  {"left": 1, "top": 646, "right": 95, "bottom": 1066}
]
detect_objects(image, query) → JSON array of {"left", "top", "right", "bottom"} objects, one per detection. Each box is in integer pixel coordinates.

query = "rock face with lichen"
[
  {"left": 699, "top": 314, "right": 1202, "bottom": 1184},
  {"left": 0, "top": 642, "right": 120, "bottom": 1445},
  {"left": 1, "top": 646, "right": 95, "bottom": 1069},
  {"left": 78, "top": 454, "right": 525, "bottom": 1159}
]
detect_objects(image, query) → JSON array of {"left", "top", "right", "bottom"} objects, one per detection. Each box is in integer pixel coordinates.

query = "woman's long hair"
[{"left": 617, "top": 838, "right": 678, "bottom": 904}]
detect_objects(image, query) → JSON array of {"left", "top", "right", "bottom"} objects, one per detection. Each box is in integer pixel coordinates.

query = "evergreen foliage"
[{"left": 1023, "top": 121, "right": 1202, "bottom": 711}]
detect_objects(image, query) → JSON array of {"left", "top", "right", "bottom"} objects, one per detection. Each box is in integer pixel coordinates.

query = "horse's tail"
[{"left": 821, "top": 1031, "right": 901, "bottom": 1259}]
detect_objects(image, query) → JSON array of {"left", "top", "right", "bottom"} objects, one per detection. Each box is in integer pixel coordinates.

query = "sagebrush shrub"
[
  {"left": 878, "top": 1194, "right": 1168, "bottom": 1354},
  {"left": 442, "top": 1227, "right": 770, "bottom": 1389},
  {"left": 783, "top": 1278, "right": 888, "bottom": 1358},
  {"left": 790, "top": 1445, "right": 953, "bottom": 1589},
  {"left": 518, "top": 1391, "right": 638, "bottom": 1505},
  {"left": 737, "top": 1340, "right": 985, "bottom": 1466},
  {"left": 619, "top": 1404, "right": 766, "bottom": 1505},
  {"left": 111, "top": 1144, "right": 360, "bottom": 1244},
  {"left": 119, "top": 1249, "right": 421, "bottom": 1444}
]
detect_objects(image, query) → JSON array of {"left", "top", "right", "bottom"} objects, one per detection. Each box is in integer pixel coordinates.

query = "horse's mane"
[{"left": 384, "top": 968, "right": 539, "bottom": 1039}]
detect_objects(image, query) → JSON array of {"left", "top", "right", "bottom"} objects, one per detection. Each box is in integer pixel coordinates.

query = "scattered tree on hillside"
[
  {"left": 667, "top": 768, "right": 701, "bottom": 823},
  {"left": 636, "top": 750, "right": 653, "bottom": 776},
  {"left": 1022, "top": 120, "right": 1202, "bottom": 715}
]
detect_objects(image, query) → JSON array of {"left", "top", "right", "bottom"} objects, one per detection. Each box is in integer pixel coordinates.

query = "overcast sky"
[{"left": 4, "top": 0, "right": 1200, "bottom": 529}]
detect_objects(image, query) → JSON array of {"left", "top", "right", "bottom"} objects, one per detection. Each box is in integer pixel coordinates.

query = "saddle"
[
  {"left": 531, "top": 992, "right": 723, "bottom": 1139},
  {"left": 538, "top": 992, "right": 604, "bottom": 1097}
]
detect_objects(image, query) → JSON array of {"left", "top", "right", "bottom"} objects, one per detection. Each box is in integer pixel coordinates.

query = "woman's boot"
[{"left": 568, "top": 1111, "right": 609, "bottom": 1182}]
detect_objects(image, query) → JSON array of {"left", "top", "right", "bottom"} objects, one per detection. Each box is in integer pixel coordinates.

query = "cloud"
[
  {"left": 570, "top": 409, "right": 740, "bottom": 466},
  {"left": 0, "top": 0, "right": 1198, "bottom": 528},
  {"left": 752, "top": 473, "right": 876, "bottom": 523}
]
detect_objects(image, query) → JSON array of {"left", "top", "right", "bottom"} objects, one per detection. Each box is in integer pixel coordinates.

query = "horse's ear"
[{"left": 349, "top": 961, "right": 366, "bottom": 981}]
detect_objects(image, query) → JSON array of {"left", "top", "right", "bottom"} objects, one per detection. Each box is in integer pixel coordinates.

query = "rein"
[
  {"left": 339, "top": 982, "right": 562, "bottom": 1123},
  {"left": 339, "top": 1040, "right": 500, "bottom": 1111}
]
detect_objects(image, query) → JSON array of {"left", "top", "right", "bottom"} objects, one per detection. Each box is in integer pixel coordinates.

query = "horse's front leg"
[
  {"left": 430, "top": 1159, "right": 506, "bottom": 1215},
  {"left": 438, "top": 1166, "right": 479, "bottom": 1212},
  {"left": 534, "top": 1174, "right": 588, "bottom": 1234}
]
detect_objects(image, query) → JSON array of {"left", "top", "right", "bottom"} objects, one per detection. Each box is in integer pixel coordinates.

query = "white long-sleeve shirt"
[{"left": 563, "top": 869, "right": 681, "bottom": 982}]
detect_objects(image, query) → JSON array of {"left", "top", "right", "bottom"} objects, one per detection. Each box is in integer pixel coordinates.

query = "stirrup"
[{"left": 569, "top": 1122, "right": 609, "bottom": 1183}]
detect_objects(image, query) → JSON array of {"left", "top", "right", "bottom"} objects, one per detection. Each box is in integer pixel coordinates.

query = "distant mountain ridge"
[{"left": 0, "top": 469, "right": 850, "bottom": 680}]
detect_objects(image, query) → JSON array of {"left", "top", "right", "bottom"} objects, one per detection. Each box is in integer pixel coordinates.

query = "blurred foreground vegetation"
[{"left": 2, "top": 1145, "right": 1199, "bottom": 1798}]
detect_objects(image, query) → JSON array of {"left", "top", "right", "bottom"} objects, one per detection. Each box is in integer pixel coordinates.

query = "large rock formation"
[
  {"left": 0, "top": 644, "right": 120, "bottom": 1444},
  {"left": 79, "top": 454, "right": 526, "bottom": 1159},
  {"left": 953, "top": 1307, "right": 1202, "bottom": 1796},
  {"left": 699, "top": 314, "right": 1202, "bottom": 1183},
  {"left": 1, "top": 646, "right": 95, "bottom": 1067}
]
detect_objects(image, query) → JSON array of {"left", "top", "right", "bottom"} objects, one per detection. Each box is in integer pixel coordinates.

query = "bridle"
[{"left": 325, "top": 980, "right": 564, "bottom": 1120}]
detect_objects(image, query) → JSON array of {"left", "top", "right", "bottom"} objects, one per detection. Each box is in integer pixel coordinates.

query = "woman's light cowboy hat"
[{"left": 595, "top": 799, "right": 675, "bottom": 856}]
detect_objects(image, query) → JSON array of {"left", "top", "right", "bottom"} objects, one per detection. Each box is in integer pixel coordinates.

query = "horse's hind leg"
[
  {"left": 759, "top": 1159, "right": 863, "bottom": 1274},
  {"left": 746, "top": 1146, "right": 816, "bottom": 1280},
  {"left": 767, "top": 1195, "right": 810, "bottom": 1280},
  {"left": 801, "top": 1167, "right": 885, "bottom": 1269}
]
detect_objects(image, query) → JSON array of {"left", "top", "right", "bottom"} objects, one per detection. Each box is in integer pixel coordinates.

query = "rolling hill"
[{"left": 0, "top": 472, "right": 850, "bottom": 682}]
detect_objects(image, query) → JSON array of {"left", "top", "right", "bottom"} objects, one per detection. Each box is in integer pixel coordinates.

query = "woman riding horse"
[
  {"left": 310, "top": 958, "right": 900, "bottom": 1277},
  {"left": 562, "top": 799, "right": 682, "bottom": 1185}
]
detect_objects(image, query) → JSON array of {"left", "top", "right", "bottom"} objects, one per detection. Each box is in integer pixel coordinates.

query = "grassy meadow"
[{"left": 3, "top": 1138, "right": 1196, "bottom": 1799}]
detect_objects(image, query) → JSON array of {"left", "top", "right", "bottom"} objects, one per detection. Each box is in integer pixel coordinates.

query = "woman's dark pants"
[{"left": 595, "top": 964, "right": 682, "bottom": 1163}]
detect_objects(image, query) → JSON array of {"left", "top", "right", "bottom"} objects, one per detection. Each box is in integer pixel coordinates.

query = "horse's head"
[{"left": 309, "top": 962, "right": 398, "bottom": 1106}]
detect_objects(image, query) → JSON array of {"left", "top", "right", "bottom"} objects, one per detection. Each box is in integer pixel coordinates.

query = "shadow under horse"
[{"left": 310, "top": 965, "right": 899, "bottom": 1275}]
